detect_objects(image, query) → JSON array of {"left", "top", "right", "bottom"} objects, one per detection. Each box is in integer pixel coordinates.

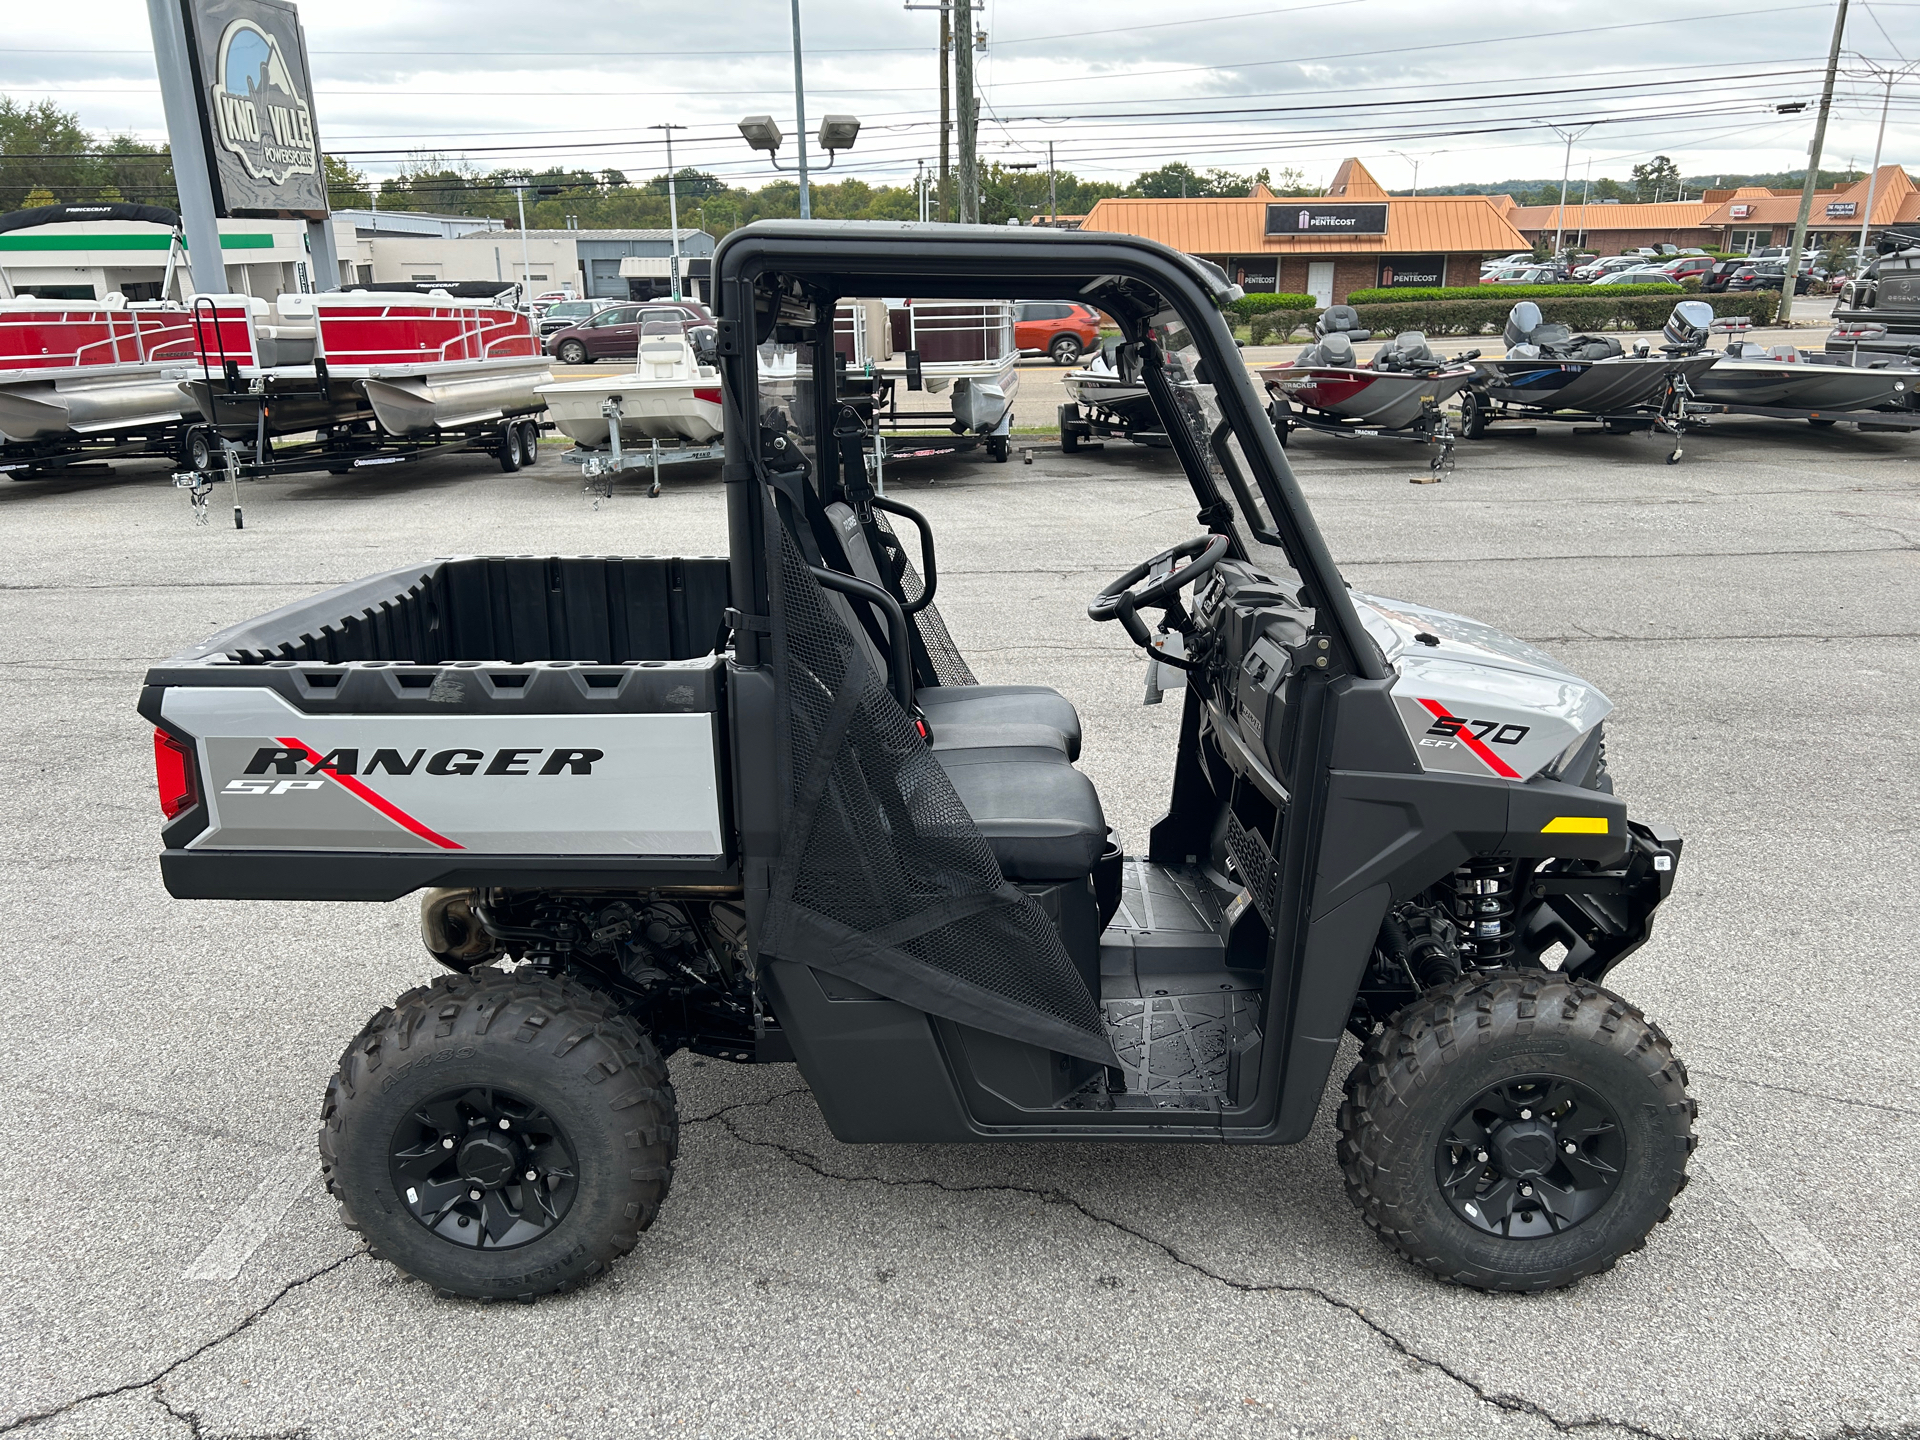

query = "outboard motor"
[
  {"left": 1662, "top": 300, "right": 1714, "bottom": 355},
  {"left": 1504, "top": 301, "right": 1543, "bottom": 349}
]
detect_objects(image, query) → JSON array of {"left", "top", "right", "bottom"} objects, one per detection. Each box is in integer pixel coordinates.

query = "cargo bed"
[{"left": 140, "top": 555, "right": 736, "bottom": 901}]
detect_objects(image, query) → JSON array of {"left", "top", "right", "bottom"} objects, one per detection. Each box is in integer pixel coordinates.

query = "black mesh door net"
[{"left": 758, "top": 503, "right": 1116, "bottom": 1067}]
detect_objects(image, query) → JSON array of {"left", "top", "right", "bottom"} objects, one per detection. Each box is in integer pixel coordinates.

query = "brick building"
[
  {"left": 1506, "top": 200, "right": 1718, "bottom": 255},
  {"left": 1699, "top": 165, "right": 1919, "bottom": 252},
  {"left": 1077, "top": 159, "right": 1525, "bottom": 304}
]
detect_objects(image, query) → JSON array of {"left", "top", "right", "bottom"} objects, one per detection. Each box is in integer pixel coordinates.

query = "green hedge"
[
  {"left": 1249, "top": 308, "right": 1319, "bottom": 344},
  {"left": 1345, "top": 282, "right": 1683, "bottom": 305},
  {"left": 1229, "top": 292, "right": 1317, "bottom": 319},
  {"left": 1343, "top": 291, "right": 1777, "bottom": 338}
]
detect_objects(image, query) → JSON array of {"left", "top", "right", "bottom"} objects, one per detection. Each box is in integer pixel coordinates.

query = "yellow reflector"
[{"left": 1542, "top": 816, "right": 1609, "bottom": 835}]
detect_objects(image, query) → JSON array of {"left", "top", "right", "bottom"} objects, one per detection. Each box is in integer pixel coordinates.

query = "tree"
[
  {"left": 1129, "top": 162, "right": 1273, "bottom": 198},
  {"left": 23, "top": 187, "right": 56, "bottom": 208},
  {"left": 1630, "top": 156, "right": 1682, "bottom": 204},
  {"left": 324, "top": 154, "right": 369, "bottom": 209},
  {"left": 0, "top": 96, "right": 93, "bottom": 210}
]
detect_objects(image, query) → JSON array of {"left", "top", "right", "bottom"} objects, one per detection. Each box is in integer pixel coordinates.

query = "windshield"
[{"left": 1151, "top": 310, "right": 1302, "bottom": 589}]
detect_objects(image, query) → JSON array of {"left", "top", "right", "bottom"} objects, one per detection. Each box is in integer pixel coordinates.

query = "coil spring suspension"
[{"left": 1455, "top": 860, "right": 1517, "bottom": 965}]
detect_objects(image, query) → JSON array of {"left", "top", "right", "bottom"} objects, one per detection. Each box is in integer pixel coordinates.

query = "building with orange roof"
[
  {"left": 1699, "top": 166, "right": 1919, "bottom": 252},
  {"left": 1506, "top": 200, "right": 1717, "bottom": 255},
  {"left": 1077, "top": 158, "right": 1527, "bottom": 305}
]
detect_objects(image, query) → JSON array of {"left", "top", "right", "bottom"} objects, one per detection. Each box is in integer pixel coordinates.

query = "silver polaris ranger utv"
[{"left": 140, "top": 224, "right": 1692, "bottom": 1300}]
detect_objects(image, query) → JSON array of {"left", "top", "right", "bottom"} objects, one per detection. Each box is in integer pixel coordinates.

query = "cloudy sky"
[{"left": 4, "top": 0, "right": 1914, "bottom": 192}]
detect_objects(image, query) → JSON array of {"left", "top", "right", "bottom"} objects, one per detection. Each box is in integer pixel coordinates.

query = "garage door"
[{"left": 587, "top": 259, "right": 626, "bottom": 297}]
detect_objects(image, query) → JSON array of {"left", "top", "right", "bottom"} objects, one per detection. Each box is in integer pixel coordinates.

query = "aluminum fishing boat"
[
  {"left": 1462, "top": 301, "right": 1718, "bottom": 461},
  {"left": 1660, "top": 302, "right": 1919, "bottom": 423},
  {"left": 1058, "top": 341, "right": 1165, "bottom": 450},
  {"left": 1254, "top": 306, "right": 1478, "bottom": 477}
]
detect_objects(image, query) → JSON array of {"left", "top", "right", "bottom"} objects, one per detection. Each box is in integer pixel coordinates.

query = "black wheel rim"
[
  {"left": 1434, "top": 1072, "right": 1624, "bottom": 1240},
  {"left": 389, "top": 1085, "right": 580, "bottom": 1250}
]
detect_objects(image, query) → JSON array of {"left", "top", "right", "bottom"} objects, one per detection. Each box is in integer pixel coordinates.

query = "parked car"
[
  {"left": 1013, "top": 301, "right": 1102, "bottom": 364},
  {"left": 1481, "top": 251, "right": 1536, "bottom": 272},
  {"left": 1482, "top": 265, "right": 1558, "bottom": 285},
  {"left": 1728, "top": 261, "right": 1814, "bottom": 293},
  {"left": 1573, "top": 255, "right": 1645, "bottom": 282},
  {"left": 537, "top": 299, "right": 617, "bottom": 339},
  {"left": 1659, "top": 256, "right": 1716, "bottom": 283},
  {"left": 1701, "top": 259, "right": 1749, "bottom": 293},
  {"left": 545, "top": 300, "right": 716, "bottom": 364},
  {"left": 1591, "top": 268, "right": 1680, "bottom": 286}
]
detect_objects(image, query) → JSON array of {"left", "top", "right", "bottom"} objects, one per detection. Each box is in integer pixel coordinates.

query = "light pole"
[
  {"left": 1389, "top": 150, "right": 1420, "bottom": 197},
  {"left": 1047, "top": 139, "right": 1057, "bottom": 221},
  {"left": 1546, "top": 123, "right": 1593, "bottom": 258},
  {"left": 650, "top": 123, "right": 687, "bottom": 300},
  {"left": 787, "top": 0, "right": 812, "bottom": 218},
  {"left": 1845, "top": 53, "right": 1918, "bottom": 269},
  {"left": 505, "top": 175, "right": 534, "bottom": 307}
]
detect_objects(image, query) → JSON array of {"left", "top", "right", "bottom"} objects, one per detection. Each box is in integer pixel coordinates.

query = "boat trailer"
[{"left": 566, "top": 397, "right": 727, "bottom": 499}]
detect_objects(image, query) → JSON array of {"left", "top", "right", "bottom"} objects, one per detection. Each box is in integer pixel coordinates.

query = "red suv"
[
  {"left": 546, "top": 300, "right": 715, "bottom": 365},
  {"left": 1013, "top": 301, "right": 1102, "bottom": 364}
]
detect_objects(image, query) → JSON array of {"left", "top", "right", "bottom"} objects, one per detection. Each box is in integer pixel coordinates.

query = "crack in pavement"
[
  {"left": 1694, "top": 1068, "right": 1920, "bottom": 1118},
  {"left": 699, "top": 1094, "right": 1917, "bottom": 1440},
  {"left": 0, "top": 1251, "right": 363, "bottom": 1435},
  {"left": 700, "top": 1103, "right": 1675, "bottom": 1439},
  {"left": 150, "top": 1386, "right": 315, "bottom": 1440}
]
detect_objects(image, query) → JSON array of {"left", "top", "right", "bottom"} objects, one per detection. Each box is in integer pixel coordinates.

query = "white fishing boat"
[{"left": 536, "top": 324, "right": 724, "bottom": 446}]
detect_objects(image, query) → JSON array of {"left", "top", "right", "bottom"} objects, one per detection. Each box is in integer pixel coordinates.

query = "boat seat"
[
  {"left": 1296, "top": 331, "right": 1356, "bottom": 367},
  {"left": 1318, "top": 304, "right": 1372, "bottom": 339},
  {"left": 822, "top": 501, "right": 1082, "bottom": 759},
  {"left": 934, "top": 745, "right": 1108, "bottom": 882}
]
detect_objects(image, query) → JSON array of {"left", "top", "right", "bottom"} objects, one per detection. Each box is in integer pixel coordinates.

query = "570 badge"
[
  {"left": 1423, "top": 714, "right": 1530, "bottom": 746},
  {"left": 1411, "top": 698, "right": 1529, "bottom": 779}
]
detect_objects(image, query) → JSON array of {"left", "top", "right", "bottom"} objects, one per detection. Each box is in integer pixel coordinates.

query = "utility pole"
[
  {"left": 1847, "top": 55, "right": 1916, "bottom": 269},
  {"left": 790, "top": 0, "right": 812, "bottom": 219},
  {"left": 650, "top": 123, "right": 686, "bottom": 300},
  {"left": 506, "top": 177, "right": 534, "bottom": 305},
  {"left": 1780, "top": 0, "right": 1850, "bottom": 325},
  {"left": 953, "top": 0, "right": 977, "bottom": 223},
  {"left": 1047, "top": 140, "right": 1057, "bottom": 220},
  {"left": 939, "top": 4, "right": 951, "bottom": 221},
  {"left": 145, "top": 0, "right": 227, "bottom": 294},
  {"left": 1547, "top": 123, "right": 1592, "bottom": 259}
]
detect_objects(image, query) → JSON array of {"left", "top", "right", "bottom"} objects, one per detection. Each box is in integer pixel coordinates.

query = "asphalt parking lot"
[{"left": 2, "top": 407, "right": 1916, "bottom": 1439}]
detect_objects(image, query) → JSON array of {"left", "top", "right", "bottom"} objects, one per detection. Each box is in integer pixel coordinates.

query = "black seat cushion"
[
  {"left": 917, "top": 684, "right": 1081, "bottom": 760},
  {"left": 935, "top": 749, "right": 1107, "bottom": 881}
]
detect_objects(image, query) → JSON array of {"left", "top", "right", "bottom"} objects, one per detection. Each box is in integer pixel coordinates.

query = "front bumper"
[{"left": 1518, "top": 819, "right": 1684, "bottom": 982}]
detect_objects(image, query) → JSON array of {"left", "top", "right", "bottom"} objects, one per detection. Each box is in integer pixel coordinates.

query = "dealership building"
[
  {"left": 0, "top": 207, "right": 714, "bottom": 303},
  {"left": 1078, "top": 159, "right": 1528, "bottom": 304}
]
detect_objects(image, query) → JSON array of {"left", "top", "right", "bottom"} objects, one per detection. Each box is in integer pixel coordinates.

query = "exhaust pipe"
[{"left": 420, "top": 888, "right": 498, "bottom": 969}]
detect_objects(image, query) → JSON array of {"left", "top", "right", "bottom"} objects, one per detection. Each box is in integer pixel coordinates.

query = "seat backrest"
[
  {"left": 1300, "top": 330, "right": 1355, "bottom": 367},
  {"left": 1319, "top": 304, "right": 1364, "bottom": 335}
]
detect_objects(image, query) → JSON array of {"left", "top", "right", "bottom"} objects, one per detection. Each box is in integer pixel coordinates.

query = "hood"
[{"left": 1353, "top": 593, "right": 1612, "bottom": 782}]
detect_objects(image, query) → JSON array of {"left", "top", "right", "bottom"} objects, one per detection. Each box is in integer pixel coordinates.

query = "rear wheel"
[
  {"left": 498, "top": 425, "right": 523, "bottom": 473},
  {"left": 557, "top": 340, "right": 588, "bottom": 366},
  {"left": 319, "top": 968, "right": 678, "bottom": 1300},
  {"left": 1049, "top": 333, "right": 1083, "bottom": 365},
  {"left": 1337, "top": 970, "right": 1693, "bottom": 1293}
]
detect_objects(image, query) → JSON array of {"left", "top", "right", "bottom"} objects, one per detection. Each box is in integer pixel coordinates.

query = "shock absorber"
[{"left": 1454, "top": 860, "right": 1517, "bottom": 966}]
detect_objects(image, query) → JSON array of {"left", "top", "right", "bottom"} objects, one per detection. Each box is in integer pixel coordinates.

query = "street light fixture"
[
  {"left": 503, "top": 174, "right": 534, "bottom": 308},
  {"left": 737, "top": 112, "right": 863, "bottom": 214},
  {"left": 1389, "top": 150, "right": 1421, "bottom": 197}
]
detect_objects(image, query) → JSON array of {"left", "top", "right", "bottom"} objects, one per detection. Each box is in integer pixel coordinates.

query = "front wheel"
[
  {"left": 319, "top": 968, "right": 678, "bottom": 1300},
  {"left": 1049, "top": 333, "right": 1083, "bottom": 365},
  {"left": 1337, "top": 970, "right": 1693, "bottom": 1293}
]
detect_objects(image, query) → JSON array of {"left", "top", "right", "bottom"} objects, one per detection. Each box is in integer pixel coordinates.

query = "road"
[{"left": 0, "top": 403, "right": 1914, "bottom": 1439}]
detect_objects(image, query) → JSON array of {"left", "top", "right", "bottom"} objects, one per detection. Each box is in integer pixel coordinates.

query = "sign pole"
[
  {"left": 296, "top": 20, "right": 339, "bottom": 291},
  {"left": 146, "top": 0, "right": 228, "bottom": 294}
]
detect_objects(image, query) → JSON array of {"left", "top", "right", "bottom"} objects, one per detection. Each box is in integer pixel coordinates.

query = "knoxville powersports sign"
[
  {"left": 185, "top": 0, "right": 328, "bottom": 216},
  {"left": 1266, "top": 203, "right": 1389, "bottom": 237}
]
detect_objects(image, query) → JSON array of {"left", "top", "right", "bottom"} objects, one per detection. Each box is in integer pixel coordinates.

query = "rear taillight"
[{"left": 153, "top": 728, "right": 198, "bottom": 820}]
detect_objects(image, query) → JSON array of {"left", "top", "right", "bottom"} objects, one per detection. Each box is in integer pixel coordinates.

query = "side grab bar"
[
  {"left": 808, "top": 565, "right": 916, "bottom": 714},
  {"left": 869, "top": 495, "right": 938, "bottom": 614}
]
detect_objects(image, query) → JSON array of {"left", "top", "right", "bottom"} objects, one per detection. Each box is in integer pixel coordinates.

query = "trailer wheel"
[
  {"left": 319, "top": 967, "right": 678, "bottom": 1301},
  {"left": 185, "top": 426, "right": 215, "bottom": 473},
  {"left": 1337, "top": 970, "right": 1693, "bottom": 1294},
  {"left": 987, "top": 436, "right": 1010, "bottom": 462},
  {"left": 498, "top": 427, "right": 523, "bottom": 473},
  {"left": 517, "top": 421, "right": 541, "bottom": 467},
  {"left": 1059, "top": 404, "right": 1081, "bottom": 454},
  {"left": 1806, "top": 416, "right": 1837, "bottom": 428},
  {"left": 1459, "top": 392, "right": 1489, "bottom": 440},
  {"left": 1267, "top": 401, "right": 1292, "bottom": 447}
]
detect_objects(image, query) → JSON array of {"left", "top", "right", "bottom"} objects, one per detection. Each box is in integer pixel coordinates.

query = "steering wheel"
[{"left": 1087, "top": 533, "right": 1231, "bottom": 658}]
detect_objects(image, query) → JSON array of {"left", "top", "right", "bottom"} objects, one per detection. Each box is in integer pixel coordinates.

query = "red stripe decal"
[
  {"left": 1416, "top": 700, "right": 1521, "bottom": 779},
  {"left": 277, "top": 736, "right": 465, "bottom": 850}
]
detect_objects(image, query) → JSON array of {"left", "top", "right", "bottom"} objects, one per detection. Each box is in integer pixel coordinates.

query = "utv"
[{"left": 141, "top": 224, "right": 1692, "bottom": 1300}]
